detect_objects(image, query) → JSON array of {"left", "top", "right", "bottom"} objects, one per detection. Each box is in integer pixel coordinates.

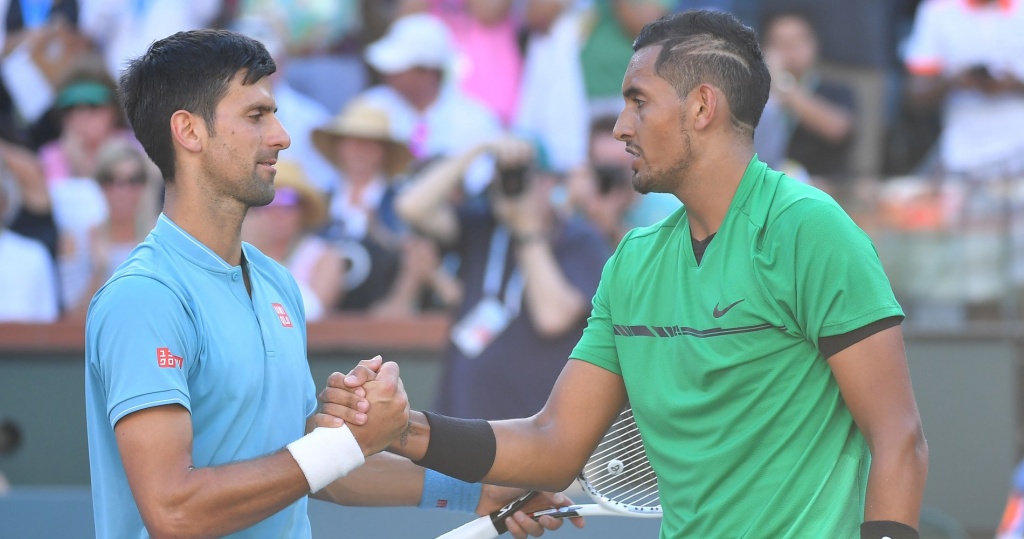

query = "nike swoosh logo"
[{"left": 713, "top": 299, "right": 745, "bottom": 318}]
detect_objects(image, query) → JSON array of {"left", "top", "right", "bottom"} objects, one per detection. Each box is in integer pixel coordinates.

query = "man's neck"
[
  {"left": 677, "top": 144, "right": 754, "bottom": 240},
  {"left": 162, "top": 189, "right": 247, "bottom": 267}
]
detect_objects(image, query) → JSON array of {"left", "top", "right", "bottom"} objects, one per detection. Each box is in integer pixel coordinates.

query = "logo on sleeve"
[
  {"left": 156, "top": 347, "right": 183, "bottom": 369},
  {"left": 272, "top": 303, "right": 293, "bottom": 328}
]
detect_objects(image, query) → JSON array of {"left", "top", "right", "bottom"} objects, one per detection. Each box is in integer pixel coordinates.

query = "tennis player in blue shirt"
[{"left": 84, "top": 29, "right": 571, "bottom": 539}]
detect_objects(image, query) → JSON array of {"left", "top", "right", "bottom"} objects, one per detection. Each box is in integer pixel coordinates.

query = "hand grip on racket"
[
  {"left": 437, "top": 491, "right": 541, "bottom": 539},
  {"left": 437, "top": 407, "right": 661, "bottom": 538}
]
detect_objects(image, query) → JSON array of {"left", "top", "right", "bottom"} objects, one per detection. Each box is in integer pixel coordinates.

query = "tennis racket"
[{"left": 437, "top": 407, "right": 661, "bottom": 539}]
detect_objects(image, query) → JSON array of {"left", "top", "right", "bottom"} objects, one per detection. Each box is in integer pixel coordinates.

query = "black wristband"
[
  {"left": 860, "top": 520, "right": 919, "bottom": 539},
  {"left": 413, "top": 412, "right": 496, "bottom": 484}
]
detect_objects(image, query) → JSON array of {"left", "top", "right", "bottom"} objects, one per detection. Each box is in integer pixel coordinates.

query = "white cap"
[
  {"left": 365, "top": 14, "right": 453, "bottom": 74},
  {"left": 232, "top": 15, "right": 286, "bottom": 61}
]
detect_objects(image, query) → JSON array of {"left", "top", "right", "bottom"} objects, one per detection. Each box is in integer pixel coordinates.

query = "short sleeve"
[
  {"left": 570, "top": 239, "right": 624, "bottom": 375},
  {"left": 757, "top": 200, "right": 904, "bottom": 345},
  {"left": 86, "top": 275, "right": 199, "bottom": 428},
  {"left": 903, "top": 1, "right": 945, "bottom": 76}
]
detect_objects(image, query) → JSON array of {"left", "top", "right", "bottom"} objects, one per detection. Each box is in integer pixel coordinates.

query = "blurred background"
[{"left": 1, "top": 0, "right": 1023, "bottom": 537}]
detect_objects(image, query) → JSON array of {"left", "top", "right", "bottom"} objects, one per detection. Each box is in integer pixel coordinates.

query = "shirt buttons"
[{"left": 232, "top": 272, "right": 240, "bottom": 282}]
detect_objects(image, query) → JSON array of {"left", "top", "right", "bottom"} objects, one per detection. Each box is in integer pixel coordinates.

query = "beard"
[{"left": 631, "top": 128, "right": 693, "bottom": 195}]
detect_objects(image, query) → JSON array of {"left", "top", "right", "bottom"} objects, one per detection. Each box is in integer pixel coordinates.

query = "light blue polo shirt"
[{"left": 85, "top": 213, "right": 318, "bottom": 538}]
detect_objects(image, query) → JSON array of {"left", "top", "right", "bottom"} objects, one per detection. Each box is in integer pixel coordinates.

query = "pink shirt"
[{"left": 431, "top": 1, "right": 522, "bottom": 125}]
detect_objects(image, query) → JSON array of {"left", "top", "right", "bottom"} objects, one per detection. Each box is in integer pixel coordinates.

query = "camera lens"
[{"left": 499, "top": 166, "right": 529, "bottom": 197}]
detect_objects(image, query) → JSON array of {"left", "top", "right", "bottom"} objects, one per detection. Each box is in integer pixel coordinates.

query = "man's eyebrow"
[
  {"left": 623, "top": 87, "right": 642, "bottom": 99},
  {"left": 247, "top": 103, "right": 277, "bottom": 113}
]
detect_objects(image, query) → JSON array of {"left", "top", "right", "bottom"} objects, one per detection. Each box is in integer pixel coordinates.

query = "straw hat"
[
  {"left": 312, "top": 100, "right": 413, "bottom": 177},
  {"left": 271, "top": 160, "right": 328, "bottom": 229}
]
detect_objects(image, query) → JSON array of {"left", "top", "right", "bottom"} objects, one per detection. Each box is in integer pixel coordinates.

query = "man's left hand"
[{"left": 479, "top": 486, "right": 585, "bottom": 538}]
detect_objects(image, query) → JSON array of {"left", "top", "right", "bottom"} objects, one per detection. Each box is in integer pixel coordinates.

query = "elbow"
[{"left": 141, "top": 503, "right": 215, "bottom": 539}]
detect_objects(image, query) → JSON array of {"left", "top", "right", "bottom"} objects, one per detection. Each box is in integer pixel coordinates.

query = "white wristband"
[{"left": 286, "top": 426, "right": 365, "bottom": 493}]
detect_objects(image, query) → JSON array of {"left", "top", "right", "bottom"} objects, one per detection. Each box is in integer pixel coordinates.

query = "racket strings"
[{"left": 580, "top": 408, "right": 661, "bottom": 511}]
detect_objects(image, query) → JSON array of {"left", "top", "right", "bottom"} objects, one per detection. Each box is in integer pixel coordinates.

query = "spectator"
[
  {"left": 231, "top": 0, "right": 366, "bottom": 113},
  {"left": 0, "top": 1, "right": 89, "bottom": 137},
  {"left": 513, "top": 0, "right": 590, "bottom": 172},
  {"left": 0, "top": 171, "right": 59, "bottom": 322},
  {"left": 403, "top": 0, "right": 524, "bottom": 126},
  {"left": 231, "top": 15, "right": 341, "bottom": 193},
  {"left": 82, "top": 141, "right": 159, "bottom": 305},
  {"left": 756, "top": 9, "right": 855, "bottom": 181},
  {"left": 396, "top": 137, "right": 610, "bottom": 420},
  {"left": 313, "top": 98, "right": 458, "bottom": 315},
  {"left": 360, "top": 12, "right": 503, "bottom": 193},
  {"left": 568, "top": 115, "right": 679, "bottom": 245},
  {"left": 902, "top": 0, "right": 1024, "bottom": 313},
  {"left": 38, "top": 63, "right": 130, "bottom": 184},
  {"left": 903, "top": 0, "right": 1024, "bottom": 175},
  {"left": 241, "top": 160, "right": 344, "bottom": 321},
  {"left": 579, "top": 0, "right": 674, "bottom": 118},
  {"left": 0, "top": 137, "right": 57, "bottom": 259},
  {"left": 78, "top": 0, "right": 222, "bottom": 78}
]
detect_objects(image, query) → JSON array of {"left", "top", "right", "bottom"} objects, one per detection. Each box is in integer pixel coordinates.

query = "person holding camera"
[{"left": 395, "top": 137, "right": 611, "bottom": 420}]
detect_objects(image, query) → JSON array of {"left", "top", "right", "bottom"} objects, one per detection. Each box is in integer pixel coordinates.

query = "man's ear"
[
  {"left": 169, "top": 110, "right": 205, "bottom": 154},
  {"left": 692, "top": 83, "right": 719, "bottom": 131}
]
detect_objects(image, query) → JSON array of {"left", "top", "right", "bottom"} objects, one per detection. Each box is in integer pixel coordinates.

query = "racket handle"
[
  {"left": 436, "top": 516, "right": 501, "bottom": 539},
  {"left": 436, "top": 490, "right": 539, "bottom": 539}
]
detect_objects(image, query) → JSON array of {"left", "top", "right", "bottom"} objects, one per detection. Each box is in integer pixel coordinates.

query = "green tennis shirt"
[{"left": 571, "top": 157, "right": 904, "bottom": 538}]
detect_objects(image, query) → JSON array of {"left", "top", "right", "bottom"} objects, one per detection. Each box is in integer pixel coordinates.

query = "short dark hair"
[
  {"left": 119, "top": 29, "right": 276, "bottom": 181},
  {"left": 633, "top": 10, "right": 771, "bottom": 137}
]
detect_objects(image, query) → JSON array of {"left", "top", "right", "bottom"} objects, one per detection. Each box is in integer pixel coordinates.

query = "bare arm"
[
  {"left": 308, "top": 245, "right": 345, "bottom": 312},
  {"left": 388, "top": 359, "right": 628, "bottom": 491},
  {"left": 827, "top": 325, "right": 928, "bottom": 528},
  {"left": 116, "top": 362, "right": 406, "bottom": 538},
  {"left": 114, "top": 405, "right": 313, "bottom": 539},
  {"left": 394, "top": 150, "right": 479, "bottom": 245},
  {"left": 0, "top": 140, "right": 50, "bottom": 213},
  {"left": 777, "top": 87, "right": 853, "bottom": 144},
  {"left": 612, "top": 0, "right": 670, "bottom": 38},
  {"left": 514, "top": 239, "right": 588, "bottom": 337},
  {"left": 467, "top": 0, "right": 515, "bottom": 26},
  {"left": 524, "top": 0, "right": 568, "bottom": 32}
]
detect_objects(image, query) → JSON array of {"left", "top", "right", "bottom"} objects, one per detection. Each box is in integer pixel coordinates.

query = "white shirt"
[
  {"left": 79, "top": 0, "right": 223, "bottom": 77},
  {"left": 0, "top": 229, "right": 59, "bottom": 322},
  {"left": 904, "top": 0, "right": 1024, "bottom": 173},
  {"left": 360, "top": 83, "right": 503, "bottom": 194}
]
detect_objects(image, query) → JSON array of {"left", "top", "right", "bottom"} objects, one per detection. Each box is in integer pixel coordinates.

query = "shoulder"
[{"left": 620, "top": 204, "right": 687, "bottom": 245}]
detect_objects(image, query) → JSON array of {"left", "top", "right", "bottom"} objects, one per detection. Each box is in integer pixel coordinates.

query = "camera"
[
  {"left": 498, "top": 165, "right": 529, "bottom": 197},
  {"left": 0, "top": 418, "right": 21, "bottom": 455},
  {"left": 594, "top": 165, "right": 628, "bottom": 195}
]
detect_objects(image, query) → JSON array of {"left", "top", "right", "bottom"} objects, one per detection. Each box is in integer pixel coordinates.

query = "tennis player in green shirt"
[{"left": 324, "top": 10, "right": 928, "bottom": 539}]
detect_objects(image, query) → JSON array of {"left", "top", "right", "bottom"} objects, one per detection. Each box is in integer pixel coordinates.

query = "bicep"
[
  {"left": 114, "top": 404, "right": 195, "bottom": 523},
  {"left": 826, "top": 325, "right": 920, "bottom": 448}
]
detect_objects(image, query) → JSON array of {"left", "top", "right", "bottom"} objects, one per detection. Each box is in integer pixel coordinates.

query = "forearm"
[
  {"left": 390, "top": 411, "right": 581, "bottom": 492},
  {"left": 149, "top": 450, "right": 310, "bottom": 539},
  {"left": 906, "top": 74, "right": 948, "bottom": 110},
  {"left": 785, "top": 90, "right": 852, "bottom": 144},
  {"left": 467, "top": 0, "right": 513, "bottom": 25},
  {"left": 395, "top": 151, "right": 478, "bottom": 242},
  {"left": 0, "top": 142, "right": 50, "bottom": 212},
  {"left": 314, "top": 452, "right": 425, "bottom": 507},
  {"left": 863, "top": 429, "right": 929, "bottom": 527},
  {"left": 516, "top": 239, "right": 587, "bottom": 337}
]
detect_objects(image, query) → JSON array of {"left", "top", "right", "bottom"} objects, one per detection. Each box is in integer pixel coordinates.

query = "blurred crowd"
[{"left": 0, "top": 1, "right": 1021, "bottom": 352}]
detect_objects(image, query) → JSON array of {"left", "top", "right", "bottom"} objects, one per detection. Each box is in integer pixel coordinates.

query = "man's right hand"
[{"left": 316, "top": 358, "right": 410, "bottom": 457}]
